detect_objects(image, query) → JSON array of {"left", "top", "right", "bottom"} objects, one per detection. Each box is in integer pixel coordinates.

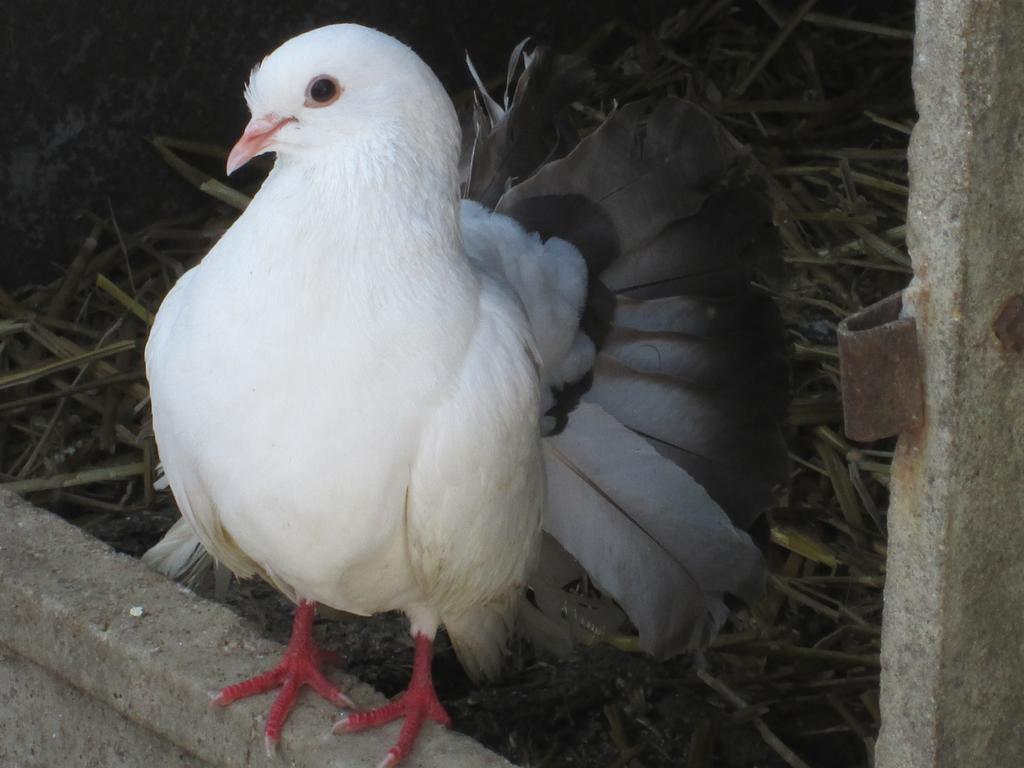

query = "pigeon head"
[{"left": 226, "top": 24, "right": 459, "bottom": 176}]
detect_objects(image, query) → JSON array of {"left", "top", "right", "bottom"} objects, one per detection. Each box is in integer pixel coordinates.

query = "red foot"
[
  {"left": 211, "top": 600, "right": 353, "bottom": 755},
  {"left": 334, "top": 633, "right": 451, "bottom": 767}
]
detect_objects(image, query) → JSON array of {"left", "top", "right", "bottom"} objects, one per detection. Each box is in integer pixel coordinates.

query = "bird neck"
[{"left": 240, "top": 135, "right": 478, "bottom": 307}]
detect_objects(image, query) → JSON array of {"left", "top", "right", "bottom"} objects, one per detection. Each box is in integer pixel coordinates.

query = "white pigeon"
[
  {"left": 147, "top": 23, "right": 588, "bottom": 766},
  {"left": 146, "top": 21, "right": 786, "bottom": 768}
]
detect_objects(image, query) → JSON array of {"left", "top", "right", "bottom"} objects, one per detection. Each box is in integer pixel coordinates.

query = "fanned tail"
[{"left": 465, "top": 51, "right": 788, "bottom": 660}]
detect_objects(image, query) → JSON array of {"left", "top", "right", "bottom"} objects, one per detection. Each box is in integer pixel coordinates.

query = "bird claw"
[
  {"left": 329, "top": 689, "right": 357, "bottom": 710},
  {"left": 265, "top": 732, "right": 278, "bottom": 759},
  {"left": 332, "top": 713, "right": 350, "bottom": 733},
  {"left": 333, "top": 634, "right": 450, "bottom": 767},
  {"left": 211, "top": 602, "right": 350, "bottom": 751}
]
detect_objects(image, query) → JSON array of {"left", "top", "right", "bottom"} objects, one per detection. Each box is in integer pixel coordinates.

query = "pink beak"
[{"left": 226, "top": 114, "right": 296, "bottom": 175}]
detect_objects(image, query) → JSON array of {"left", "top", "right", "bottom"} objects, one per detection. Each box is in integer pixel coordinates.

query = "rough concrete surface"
[
  {"left": 0, "top": 652, "right": 214, "bottom": 768},
  {"left": 0, "top": 490, "right": 512, "bottom": 768},
  {"left": 875, "top": 1, "right": 1024, "bottom": 766}
]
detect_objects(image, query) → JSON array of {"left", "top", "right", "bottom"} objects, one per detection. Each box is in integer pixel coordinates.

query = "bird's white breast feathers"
[{"left": 145, "top": 184, "right": 580, "bottom": 627}]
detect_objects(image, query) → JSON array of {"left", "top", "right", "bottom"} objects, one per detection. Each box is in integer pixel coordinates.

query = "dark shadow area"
[{"left": 2, "top": 0, "right": 677, "bottom": 288}]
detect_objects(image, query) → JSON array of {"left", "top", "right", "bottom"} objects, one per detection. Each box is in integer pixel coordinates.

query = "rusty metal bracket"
[
  {"left": 838, "top": 291, "right": 923, "bottom": 442},
  {"left": 993, "top": 294, "right": 1024, "bottom": 352}
]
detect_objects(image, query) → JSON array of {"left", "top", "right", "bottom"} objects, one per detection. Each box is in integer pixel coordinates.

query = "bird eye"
[{"left": 305, "top": 76, "right": 342, "bottom": 107}]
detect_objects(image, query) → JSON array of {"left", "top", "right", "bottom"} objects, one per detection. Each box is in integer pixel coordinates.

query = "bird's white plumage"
[
  {"left": 146, "top": 24, "right": 589, "bottom": 674},
  {"left": 460, "top": 200, "right": 594, "bottom": 407}
]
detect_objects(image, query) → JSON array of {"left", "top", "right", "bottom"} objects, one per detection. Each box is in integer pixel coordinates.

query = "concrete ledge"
[
  {"left": 1, "top": 651, "right": 213, "bottom": 768},
  {"left": 0, "top": 490, "right": 511, "bottom": 768}
]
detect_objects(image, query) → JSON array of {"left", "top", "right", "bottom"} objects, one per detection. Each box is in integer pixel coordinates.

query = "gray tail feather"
[
  {"left": 462, "top": 47, "right": 594, "bottom": 208},
  {"left": 444, "top": 593, "right": 518, "bottom": 683},
  {"left": 142, "top": 517, "right": 223, "bottom": 593}
]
